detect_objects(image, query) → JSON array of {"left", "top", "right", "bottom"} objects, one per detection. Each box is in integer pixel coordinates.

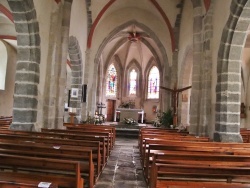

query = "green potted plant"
[{"left": 160, "top": 109, "right": 173, "bottom": 128}]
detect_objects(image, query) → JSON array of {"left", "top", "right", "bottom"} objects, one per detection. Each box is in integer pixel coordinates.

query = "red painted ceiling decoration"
[
  {"left": 0, "top": 35, "right": 16, "bottom": 40},
  {"left": 67, "top": 59, "right": 71, "bottom": 68},
  {"left": 204, "top": 0, "right": 211, "bottom": 12},
  {"left": 149, "top": 0, "right": 175, "bottom": 52},
  {"left": 87, "top": 0, "right": 116, "bottom": 48},
  {"left": 87, "top": 0, "right": 175, "bottom": 52},
  {"left": 55, "top": 0, "right": 61, "bottom": 4},
  {"left": 0, "top": 4, "right": 13, "bottom": 22}
]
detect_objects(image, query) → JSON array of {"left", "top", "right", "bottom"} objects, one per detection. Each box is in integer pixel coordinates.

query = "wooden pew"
[
  {"left": 65, "top": 123, "right": 116, "bottom": 148},
  {"left": 0, "top": 179, "right": 57, "bottom": 188},
  {"left": 42, "top": 128, "right": 113, "bottom": 154},
  {"left": 140, "top": 127, "right": 250, "bottom": 187},
  {"left": 144, "top": 143, "right": 250, "bottom": 182},
  {"left": 140, "top": 134, "right": 210, "bottom": 160},
  {"left": 241, "top": 129, "right": 250, "bottom": 143},
  {"left": 148, "top": 151, "right": 250, "bottom": 182},
  {"left": 0, "top": 153, "right": 84, "bottom": 188},
  {"left": 150, "top": 162, "right": 250, "bottom": 188},
  {"left": 138, "top": 127, "right": 189, "bottom": 145},
  {"left": 0, "top": 142, "right": 95, "bottom": 188},
  {"left": 0, "top": 129, "right": 108, "bottom": 167},
  {"left": 0, "top": 116, "right": 12, "bottom": 127},
  {"left": 0, "top": 133, "right": 102, "bottom": 177},
  {"left": 155, "top": 180, "right": 250, "bottom": 188}
]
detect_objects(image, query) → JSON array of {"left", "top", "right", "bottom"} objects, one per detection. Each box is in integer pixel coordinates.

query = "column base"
[
  {"left": 10, "top": 123, "right": 35, "bottom": 131},
  {"left": 213, "top": 132, "right": 243, "bottom": 143}
]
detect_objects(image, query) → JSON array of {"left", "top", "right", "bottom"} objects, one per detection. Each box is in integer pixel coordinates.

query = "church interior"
[{"left": 1, "top": 0, "right": 250, "bottom": 187}]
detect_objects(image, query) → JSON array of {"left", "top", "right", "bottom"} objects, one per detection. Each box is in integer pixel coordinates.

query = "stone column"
[
  {"left": 198, "top": 0, "right": 214, "bottom": 136},
  {"left": 81, "top": 49, "right": 91, "bottom": 121},
  {"left": 189, "top": 0, "right": 203, "bottom": 135},
  {"left": 54, "top": 0, "right": 73, "bottom": 128},
  {"left": 68, "top": 36, "right": 82, "bottom": 121},
  {"left": 42, "top": 0, "right": 72, "bottom": 129},
  {"left": 214, "top": 0, "right": 248, "bottom": 142},
  {"left": 8, "top": 0, "right": 40, "bottom": 131}
]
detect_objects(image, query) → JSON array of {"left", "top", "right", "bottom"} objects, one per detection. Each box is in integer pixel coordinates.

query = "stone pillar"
[
  {"left": 54, "top": 0, "right": 72, "bottom": 128},
  {"left": 68, "top": 36, "right": 82, "bottom": 121},
  {"left": 214, "top": 0, "right": 247, "bottom": 142},
  {"left": 189, "top": 0, "right": 203, "bottom": 135},
  {"left": 81, "top": 49, "right": 91, "bottom": 121},
  {"left": 42, "top": 0, "right": 72, "bottom": 129},
  {"left": 8, "top": 0, "right": 40, "bottom": 131},
  {"left": 198, "top": 0, "right": 214, "bottom": 136}
]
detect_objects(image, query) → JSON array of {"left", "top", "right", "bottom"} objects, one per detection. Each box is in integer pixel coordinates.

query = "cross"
[
  {"left": 160, "top": 85, "right": 192, "bottom": 126},
  {"left": 97, "top": 102, "right": 106, "bottom": 115}
]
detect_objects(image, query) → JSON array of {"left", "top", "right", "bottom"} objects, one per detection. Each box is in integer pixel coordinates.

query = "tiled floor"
[{"left": 94, "top": 137, "right": 147, "bottom": 188}]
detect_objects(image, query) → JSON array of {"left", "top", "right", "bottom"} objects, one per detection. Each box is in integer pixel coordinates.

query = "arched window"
[
  {"left": 148, "top": 66, "right": 159, "bottom": 99},
  {"left": 106, "top": 64, "right": 117, "bottom": 96},
  {"left": 129, "top": 69, "right": 137, "bottom": 95}
]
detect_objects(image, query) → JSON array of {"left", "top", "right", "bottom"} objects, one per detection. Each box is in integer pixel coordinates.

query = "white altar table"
[{"left": 114, "top": 108, "right": 144, "bottom": 123}]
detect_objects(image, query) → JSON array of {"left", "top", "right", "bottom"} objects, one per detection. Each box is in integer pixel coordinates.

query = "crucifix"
[
  {"left": 97, "top": 102, "right": 106, "bottom": 115},
  {"left": 160, "top": 85, "right": 192, "bottom": 126}
]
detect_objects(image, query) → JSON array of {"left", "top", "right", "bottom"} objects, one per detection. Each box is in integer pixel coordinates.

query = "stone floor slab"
[{"left": 94, "top": 137, "right": 147, "bottom": 188}]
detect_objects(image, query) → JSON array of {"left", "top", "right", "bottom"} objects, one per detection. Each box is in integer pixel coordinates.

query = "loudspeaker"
[
  {"left": 68, "top": 90, "right": 71, "bottom": 106},
  {"left": 82, "top": 84, "right": 87, "bottom": 102}
]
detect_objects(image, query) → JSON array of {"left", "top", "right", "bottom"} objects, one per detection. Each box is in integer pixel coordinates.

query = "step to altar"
[{"left": 110, "top": 122, "right": 147, "bottom": 138}]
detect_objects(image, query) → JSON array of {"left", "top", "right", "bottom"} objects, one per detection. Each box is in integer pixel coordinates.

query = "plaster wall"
[
  {"left": 144, "top": 99, "right": 159, "bottom": 122},
  {"left": 34, "top": 0, "right": 52, "bottom": 93},
  {"left": 211, "top": 0, "right": 231, "bottom": 136},
  {"left": 157, "top": 0, "right": 181, "bottom": 27},
  {"left": 33, "top": 0, "right": 53, "bottom": 127},
  {"left": 0, "top": 42, "right": 16, "bottom": 116},
  {"left": 0, "top": 40, "right": 7, "bottom": 90},
  {"left": 178, "top": 0, "right": 193, "bottom": 78},
  {"left": 92, "top": 7, "right": 171, "bottom": 66},
  {"left": 0, "top": 0, "right": 9, "bottom": 9},
  {"left": 69, "top": 0, "right": 88, "bottom": 80},
  {"left": 241, "top": 48, "right": 250, "bottom": 128}
]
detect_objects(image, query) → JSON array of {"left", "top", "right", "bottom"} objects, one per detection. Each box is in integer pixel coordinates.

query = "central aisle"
[{"left": 94, "top": 137, "right": 147, "bottom": 188}]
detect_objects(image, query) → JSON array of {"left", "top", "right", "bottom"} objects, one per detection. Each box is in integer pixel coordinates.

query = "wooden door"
[{"left": 107, "top": 100, "right": 115, "bottom": 122}]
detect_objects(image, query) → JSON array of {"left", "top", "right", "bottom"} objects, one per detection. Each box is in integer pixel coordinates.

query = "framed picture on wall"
[{"left": 71, "top": 88, "right": 78, "bottom": 98}]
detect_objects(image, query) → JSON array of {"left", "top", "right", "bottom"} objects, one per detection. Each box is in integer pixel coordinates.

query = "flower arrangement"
[
  {"left": 152, "top": 109, "right": 173, "bottom": 128},
  {"left": 119, "top": 100, "right": 135, "bottom": 109},
  {"left": 176, "top": 123, "right": 188, "bottom": 132},
  {"left": 83, "top": 114, "right": 105, "bottom": 125},
  {"left": 123, "top": 118, "right": 138, "bottom": 125},
  {"left": 94, "top": 114, "right": 105, "bottom": 125}
]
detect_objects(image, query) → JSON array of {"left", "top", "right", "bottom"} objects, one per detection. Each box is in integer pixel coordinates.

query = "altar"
[{"left": 114, "top": 108, "right": 144, "bottom": 123}]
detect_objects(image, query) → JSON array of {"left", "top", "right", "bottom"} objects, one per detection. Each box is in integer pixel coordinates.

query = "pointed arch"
[
  {"left": 147, "top": 66, "right": 160, "bottom": 99},
  {"left": 95, "top": 20, "right": 168, "bottom": 69},
  {"left": 125, "top": 59, "right": 142, "bottom": 97},
  {"left": 215, "top": 0, "right": 250, "bottom": 142},
  {"left": 8, "top": 0, "right": 40, "bottom": 131},
  {"left": 178, "top": 46, "right": 193, "bottom": 125},
  {"left": 106, "top": 63, "right": 118, "bottom": 97},
  {"left": 68, "top": 36, "right": 83, "bottom": 119}
]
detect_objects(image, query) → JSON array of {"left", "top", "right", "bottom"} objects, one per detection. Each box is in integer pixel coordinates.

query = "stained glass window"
[
  {"left": 129, "top": 69, "right": 137, "bottom": 95},
  {"left": 148, "top": 66, "right": 159, "bottom": 99},
  {"left": 106, "top": 64, "right": 117, "bottom": 96}
]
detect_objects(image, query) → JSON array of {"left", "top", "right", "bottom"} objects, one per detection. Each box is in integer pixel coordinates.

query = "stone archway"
[
  {"left": 68, "top": 36, "right": 83, "bottom": 121},
  {"left": 8, "top": 0, "right": 40, "bottom": 131},
  {"left": 215, "top": 0, "right": 250, "bottom": 142},
  {"left": 178, "top": 47, "right": 193, "bottom": 126}
]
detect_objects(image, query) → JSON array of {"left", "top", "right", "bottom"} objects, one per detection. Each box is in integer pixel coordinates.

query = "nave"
[
  {"left": 94, "top": 138, "right": 146, "bottom": 188},
  {"left": 1, "top": 116, "right": 250, "bottom": 187}
]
